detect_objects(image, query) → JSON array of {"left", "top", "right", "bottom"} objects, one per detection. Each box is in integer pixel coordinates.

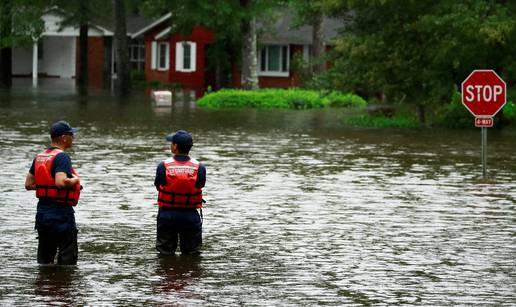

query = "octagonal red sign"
[{"left": 461, "top": 69, "right": 506, "bottom": 118}]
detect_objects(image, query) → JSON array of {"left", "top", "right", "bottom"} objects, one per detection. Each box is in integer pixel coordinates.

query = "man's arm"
[
  {"left": 55, "top": 172, "right": 80, "bottom": 189},
  {"left": 154, "top": 161, "right": 166, "bottom": 190},
  {"left": 25, "top": 173, "right": 36, "bottom": 190}
]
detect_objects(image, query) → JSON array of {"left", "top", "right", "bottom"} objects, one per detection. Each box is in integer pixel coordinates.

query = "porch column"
[{"left": 32, "top": 40, "right": 38, "bottom": 87}]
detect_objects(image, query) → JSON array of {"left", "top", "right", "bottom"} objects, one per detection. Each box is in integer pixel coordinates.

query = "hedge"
[{"left": 196, "top": 89, "right": 367, "bottom": 109}]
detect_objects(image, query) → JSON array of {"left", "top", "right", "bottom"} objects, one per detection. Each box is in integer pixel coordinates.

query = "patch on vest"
[{"left": 166, "top": 165, "right": 196, "bottom": 175}]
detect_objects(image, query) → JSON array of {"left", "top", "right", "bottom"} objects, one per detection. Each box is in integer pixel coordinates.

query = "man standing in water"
[
  {"left": 25, "top": 120, "right": 81, "bottom": 265},
  {"left": 155, "top": 130, "right": 206, "bottom": 255}
]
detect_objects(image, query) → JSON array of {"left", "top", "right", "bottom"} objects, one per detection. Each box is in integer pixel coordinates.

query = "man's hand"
[
  {"left": 55, "top": 172, "right": 80, "bottom": 189},
  {"left": 25, "top": 173, "right": 36, "bottom": 190}
]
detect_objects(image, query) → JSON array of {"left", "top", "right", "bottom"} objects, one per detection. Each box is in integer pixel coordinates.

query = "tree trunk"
[
  {"left": 312, "top": 11, "right": 325, "bottom": 75},
  {"left": 113, "top": 0, "right": 130, "bottom": 96},
  {"left": 77, "top": 23, "right": 88, "bottom": 95},
  {"left": 417, "top": 104, "right": 426, "bottom": 126},
  {"left": 0, "top": 0, "right": 12, "bottom": 88},
  {"left": 240, "top": 0, "right": 258, "bottom": 90}
]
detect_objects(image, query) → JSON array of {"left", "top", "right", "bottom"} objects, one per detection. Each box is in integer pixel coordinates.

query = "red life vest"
[
  {"left": 157, "top": 157, "right": 203, "bottom": 209},
  {"left": 34, "top": 148, "right": 81, "bottom": 206}
]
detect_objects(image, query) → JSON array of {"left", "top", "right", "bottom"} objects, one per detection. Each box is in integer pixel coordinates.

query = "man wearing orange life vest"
[
  {"left": 25, "top": 120, "right": 81, "bottom": 265},
  {"left": 155, "top": 130, "right": 206, "bottom": 255}
]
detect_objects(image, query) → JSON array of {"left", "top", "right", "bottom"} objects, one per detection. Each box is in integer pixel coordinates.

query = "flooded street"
[{"left": 0, "top": 86, "right": 515, "bottom": 305}]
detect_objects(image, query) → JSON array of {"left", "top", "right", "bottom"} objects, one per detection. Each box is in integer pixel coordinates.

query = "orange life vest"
[
  {"left": 34, "top": 148, "right": 81, "bottom": 206},
  {"left": 157, "top": 157, "right": 203, "bottom": 209}
]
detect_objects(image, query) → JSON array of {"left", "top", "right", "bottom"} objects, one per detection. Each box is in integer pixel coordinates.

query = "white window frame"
[
  {"left": 157, "top": 42, "right": 170, "bottom": 71},
  {"left": 258, "top": 44, "right": 290, "bottom": 77},
  {"left": 151, "top": 41, "right": 157, "bottom": 70},
  {"left": 175, "top": 41, "right": 196, "bottom": 72}
]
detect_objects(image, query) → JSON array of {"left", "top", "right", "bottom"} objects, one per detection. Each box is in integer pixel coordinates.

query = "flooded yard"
[{"left": 0, "top": 84, "right": 515, "bottom": 305}]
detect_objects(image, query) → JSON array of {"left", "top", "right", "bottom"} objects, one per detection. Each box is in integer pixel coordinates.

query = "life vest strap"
[
  {"left": 157, "top": 188, "right": 202, "bottom": 197},
  {"left": 157, "top": 198, "right": 203, "bottom": 206}
]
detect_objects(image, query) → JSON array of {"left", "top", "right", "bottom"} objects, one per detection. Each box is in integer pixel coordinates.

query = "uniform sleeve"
[
  {"left": 52, "top": 153, "right": 73, "bottom": 178},
  {"left": 196, "top": 163, "right": 206, "bottom": 189},
  {"left": 154, "top": 161, "right": 166, "bottom": 188},
  {"left": 29, "top": 159, "right": 35, "bottom": 175}
]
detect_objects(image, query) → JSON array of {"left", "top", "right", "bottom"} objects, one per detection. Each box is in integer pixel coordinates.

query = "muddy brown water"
[{"left": 0, "top": 85, "right": 515, "bottom": 305}]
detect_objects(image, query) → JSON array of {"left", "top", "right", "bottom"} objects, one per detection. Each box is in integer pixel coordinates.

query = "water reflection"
[
  {"left": 0, "top": 88, "right": 515, "bottom": 305},
  {"left": 155, "top": 255, "right": 203, "bottom": 293},
  {"left": 34, "top": 265, "right": 78, "bottom": 302}
]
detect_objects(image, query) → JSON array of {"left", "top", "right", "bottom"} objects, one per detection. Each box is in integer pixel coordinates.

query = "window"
[
  {"left": 157, "top": 42, "right": 169, "bottom": 70},
  {"left": 129, "top": 41, "right": 145, "bottom": 70},
  {"left": 258, "top": 45, "right": 289, "bottom": 77},
  {"left": 175, "top": 41, "right": 196, "bottom": 72}
]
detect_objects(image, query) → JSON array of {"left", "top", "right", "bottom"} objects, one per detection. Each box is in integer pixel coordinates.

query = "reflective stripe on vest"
[
  {"left": 157, "top": 157, "right": 203, "bottom": 209},
  {"left": 34, "top": 148, "right": 80, "bottom": 206}
]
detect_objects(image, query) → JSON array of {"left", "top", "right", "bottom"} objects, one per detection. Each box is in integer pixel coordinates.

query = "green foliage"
[
  {"left": 196, "top": 89, "right": 366, "bottom": 109},
  {"left": 434, "top": 90, "right": 472, "bottom": 128},
  {"left": 324, "top": 0, "right": 516, "bottom": 124},
  {"left": 345, "top": 115, "right": 420, "bottom": 129},
  {"left": 130, "top": 70, "right": 145, "bottom": 82},
  {"left": 502, "top": 100, "right": 516, "bottom": 122},
  {"left": 323, "top": 91, "right": 367, "bottom": 108},
  {"left": 0, "top": 0, "right": 46, "bottom": 48}
]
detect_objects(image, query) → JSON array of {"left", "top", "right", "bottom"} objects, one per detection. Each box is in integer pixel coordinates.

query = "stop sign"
[{"left": 461, "top": 69, "right": 506, "bottom": 118}]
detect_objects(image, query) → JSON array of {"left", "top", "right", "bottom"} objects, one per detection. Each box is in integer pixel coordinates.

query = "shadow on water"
[
  {"left": 34, "top": 265, "right": 80, "bottom": 303},
  {"left": 154, "top": 255, "right": 203, "bottom": 293}
]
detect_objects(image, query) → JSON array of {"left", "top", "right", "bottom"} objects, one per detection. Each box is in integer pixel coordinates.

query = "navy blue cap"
[
  {"left": 165, "top": 130, "right": 193, "bottom": 145},
  {"left": 50, "top": 120, "right": 79, "bottom": 138}
]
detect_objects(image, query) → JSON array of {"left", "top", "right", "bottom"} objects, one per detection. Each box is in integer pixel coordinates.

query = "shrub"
[
  {"left": 323, "top": 91, "right": 367, "bottom": 108},
  {"left": 502, "top": 100, "right": 516, "bottom": 123},
  {"left": 434, "top": 91, "right": 474, "bottom": 128},
  {"left": 196, "top": 89, "right": 366, "bottom": 109}
]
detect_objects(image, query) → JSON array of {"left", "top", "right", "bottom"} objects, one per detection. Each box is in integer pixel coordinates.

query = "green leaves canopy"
[{"left": 325, "top": 0, "right": 516, "bottom": 107}]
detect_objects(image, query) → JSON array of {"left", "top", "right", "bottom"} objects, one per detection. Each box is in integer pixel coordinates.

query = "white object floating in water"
[{"left": 151, "top": 90, "right": 172, "bottom": 106}]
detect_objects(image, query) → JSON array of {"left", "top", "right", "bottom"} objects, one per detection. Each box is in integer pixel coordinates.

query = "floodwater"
[{"left": 0, "top": 82, "right": 515, "bottom": 305}]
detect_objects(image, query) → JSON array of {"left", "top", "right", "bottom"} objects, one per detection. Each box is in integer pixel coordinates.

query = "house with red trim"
[
  {"left": 11, "top": 10, "right": 341, "bottom": 95},
  {"left": 131, "top": 13, "right": 342, "bottom": 97}
]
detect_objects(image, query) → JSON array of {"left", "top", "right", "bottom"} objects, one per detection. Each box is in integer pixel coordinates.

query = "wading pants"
[
  {"left": 35, "top": 211, "right": 78, "bottom": 265},
  {"left": 156, "top": 208, "right": 202, "bottom": 255}
]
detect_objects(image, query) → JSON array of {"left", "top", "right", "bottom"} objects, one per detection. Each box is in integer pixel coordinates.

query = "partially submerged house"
[
  {"left": 12, "top": 10, "right": 342, "bottom": 96},
  {"left": 12, "top": 11, "right": 113, "bottom": 88}
]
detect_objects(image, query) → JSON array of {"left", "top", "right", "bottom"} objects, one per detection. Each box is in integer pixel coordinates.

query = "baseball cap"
[
  {"left": 50, "top": 120, "right": 79, "bottom": 138},
  {"left": 165, "top": 130, "right": 193, "bottom": 145}
]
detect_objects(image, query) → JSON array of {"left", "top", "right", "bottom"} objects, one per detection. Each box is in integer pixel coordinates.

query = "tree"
[
  {"left": 53, "top": 0, "right": 111, "bottom": 95},
  {"left": 0, "top": 0, "right": 46, "bottom": 88},
  {"left": 324, "top": 0, "right": 516, "bottom": 125},
  {"left": 0, "top": 0, "right": 13, "bottom": 88},
  {"left": 142, "top": 0, "right": 280, "bottom": 90},
  {"left": 113, "top": 0, "right": 130, "bottom": 96},
  {"left": 290, "top": 0, "right": 327, "bottom": 75}
]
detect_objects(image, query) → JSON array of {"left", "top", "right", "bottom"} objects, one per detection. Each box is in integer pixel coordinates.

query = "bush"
[
  {"left": 434, "top": 91, "right": 474, "bottom": 128},
  {"left": 502, "top": 100, "right": 516, "bottom": 123},
  {"left": 323, "top": 91, "right": 367, "bottom": 108},
  {"left": 435, "top": 91, "right": 515, "bottom": 128},
  {"left": 196, "top": 89, "right": 366, "bottom": 109}
]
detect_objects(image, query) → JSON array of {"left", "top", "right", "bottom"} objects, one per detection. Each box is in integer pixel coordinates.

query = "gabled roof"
[
  {"left": 129, "top": 11, "right": 344, "bottom": 44},
  {"left": 130, "top": 13, "right": 172, "bottom": 39},
  {"left": 259, "top": 13, "right": 343, "bottom": 45},
  {"left": 42, "top": 11, "right": 113, "bottom": 37}
]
